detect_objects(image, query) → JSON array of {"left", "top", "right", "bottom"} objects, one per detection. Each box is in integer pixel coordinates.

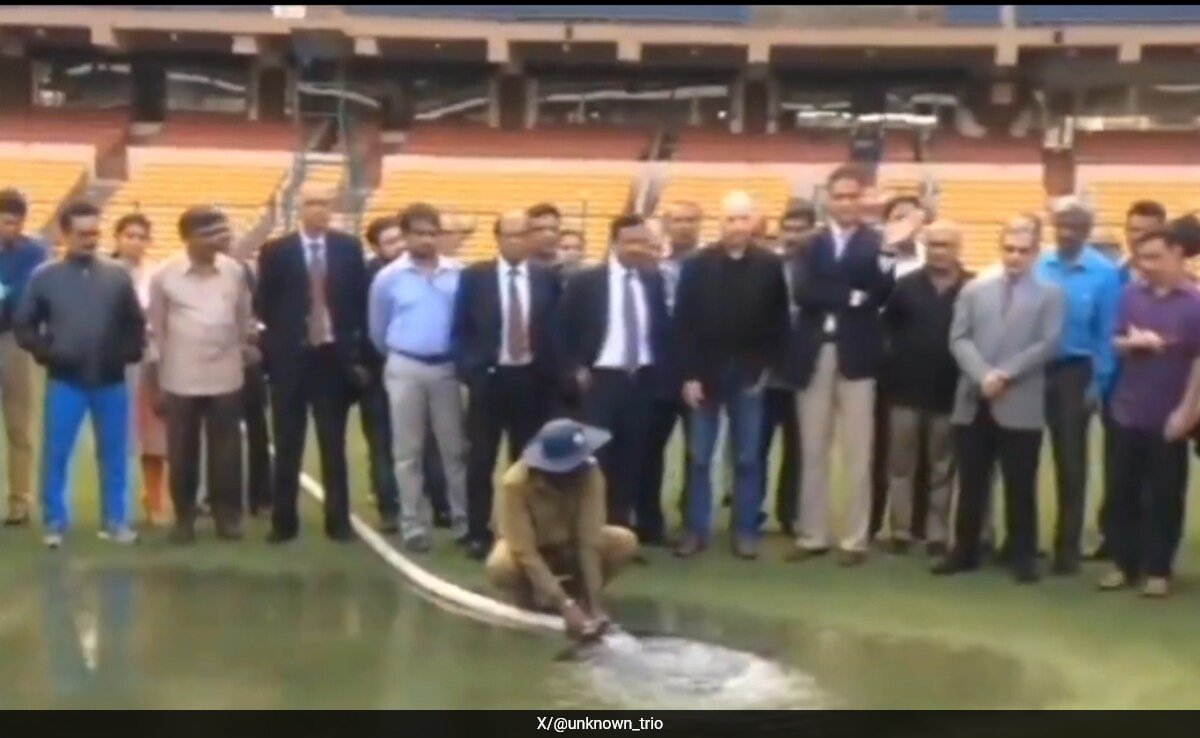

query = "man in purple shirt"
[{"left": 1100, "top": 226, "right": 1200, "bottom": 599}]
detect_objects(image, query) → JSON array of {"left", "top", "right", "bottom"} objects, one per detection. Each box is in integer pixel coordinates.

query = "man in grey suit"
[{"left": 933, "top": 215, "right": 1065, "bottom": 583}]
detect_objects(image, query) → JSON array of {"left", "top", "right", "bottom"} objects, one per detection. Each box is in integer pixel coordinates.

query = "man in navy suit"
[
  {"left": 789, "top": 164, "right": 903, "bottom": 567},
  {"left": 255, "top": 184, "right": 370, "bottom": 543},
  {"left": 557, "top": 214, "right": 673, "bottom": 542},
  {"left": 452, "top": 211, "right": 561, "bottom": 560}
]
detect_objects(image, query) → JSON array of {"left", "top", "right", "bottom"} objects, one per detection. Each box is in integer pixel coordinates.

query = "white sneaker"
[
  {"left": 99, "top": 527, "right": 139, "bottom": 545},
  {"left": 43, "top": 533, "right": 63, "bottom": 550}
]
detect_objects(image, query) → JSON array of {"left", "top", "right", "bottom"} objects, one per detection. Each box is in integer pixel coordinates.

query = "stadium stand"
[
  {"left": 0, "top": 158, "right": 87, "bottom": 233},
  {"left": 404, "top": 124, "right": 650, "bottom": 160},
  {"left": 103, "top": 162, "right": 287, "bottom": 260},
  {"left": 657, "top": 173, "right": 792, "bottom": 244},
  {"left": 1075, "top": 131, "right": 1200, "bottom": 166},
  {"left": 362, "top": 167, "right": 635, "bottom": 262},
  {"left": 674, "top": 129, "right": 846, "bottom": 163},
  {"left": 343, "top": 5, "right": 751, "bottom": 23},
  {"left": 1017, "top": 5, "right": 1200, "bottom": 25},
  {"left": 148, "top": 114, "right": 296, "bottom": 151},
  {"left": 1087, "top": 179, "right": 1200, "bottom": 233},
  {"left": 934, "top": 179, "right": 1047, "bottom": 270}
]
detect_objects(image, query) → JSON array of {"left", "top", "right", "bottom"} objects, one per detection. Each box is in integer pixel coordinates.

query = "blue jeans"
[
  {"left": 42, "top": 379, "right": 130, "bottom": 533},
  {"left": 686, "top": 369, "right": 766, "bottom": 540}
]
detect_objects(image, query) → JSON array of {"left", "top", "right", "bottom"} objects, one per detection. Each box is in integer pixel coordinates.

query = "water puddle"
[{"left": 0, "top": 564, "right": 1067, "bottom": 709}]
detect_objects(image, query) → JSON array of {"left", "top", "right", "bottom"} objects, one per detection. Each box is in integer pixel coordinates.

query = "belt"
[
  {"left": 394, "top": 350, "right": 453, "bottom": 366},
  {"left": 1049, "top": 356, "right": 1091, "bottom": 370}
]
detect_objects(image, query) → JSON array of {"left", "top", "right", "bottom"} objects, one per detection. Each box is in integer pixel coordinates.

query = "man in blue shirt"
[
  {"left": 1035, "top": 197, "right": 1122, "bottom": 575},
  {"left": 369, "top": 202, "right": 468, "bottom": 553},
  {"left": 0, "top": 188, "right": 48, "bottom": 526}
]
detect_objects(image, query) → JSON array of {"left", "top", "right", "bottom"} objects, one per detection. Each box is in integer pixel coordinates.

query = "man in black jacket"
[
  {"left": 452, "top": 211, "right": 561, "bottom": 559},
  {"left": 15, "top": 200, "right": 145, "bottom": 548},
  {"left": 558, "top": 214, "right": 672, "bottom": 543},
  {"left": 361, "top": 216, "right": 405, "bottom": 533},
  {"left": 881, "top": 220, "right": 971, "bottom": 557},
  {"left": 674, "top": 193, "right": 789, "bottom": 560},
  {"left": 255, "top": 184, "right": 370, "bottom": 543}
]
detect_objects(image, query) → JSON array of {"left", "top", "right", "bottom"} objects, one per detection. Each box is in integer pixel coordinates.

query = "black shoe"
[
  {"left": 379, "top": 514, "right": 400, "bottom": 535},
  {"left": 1013, "top": 564, "right": 1040, "bottom": 584},
  {"left": 432, "top": 511, "right": 452, "bottom": 530},
  {"left": 216, "top": 522, "right": 244, "bottom": 541},
  {"left": 267, "top": 529, "right": 298, "bottom": 545},
  {"left": 465, "top": 539, "right": 490, "bottom": 561},
  {"left": 785, "top": 546, "right": 829, "bottom": 563},
  {"left": 931, "top": 557, "right": 977, "bottom": 576},
  {"left": 327, "top": 527, "right": 355, "bottom": 543},
  {"left": 3, "top": 514, "right": 30, "bottom": 528},
  {"left": 1051, "top": 557, "right": 1080, "bottom": 577},
  {"left": 779, "top": 522, "right": 796, "bottom": 539},
  {"left": 636, "top": 530, "right": 668, "bottom": 547},
  {"left": 886, "top": 539, "right": 911, "bottom": 556},
  {"left": 168, "top": 521, "right": 197, "bottom": 545},
  {"left": 925, "top": 542, "right": 948, "bottom": 558},
  {"left": 1085, "top": 543, "right": 1112, "bottom": 562}
]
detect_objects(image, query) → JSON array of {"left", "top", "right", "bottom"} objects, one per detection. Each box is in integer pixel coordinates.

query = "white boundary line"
[{"left": 297, "top": 471, "right": 564, "bottom": 636}]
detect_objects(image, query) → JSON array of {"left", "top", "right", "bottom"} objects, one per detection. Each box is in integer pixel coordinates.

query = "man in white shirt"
[{"left": 557, "top": 215, "right": 671, "bottom": 542}]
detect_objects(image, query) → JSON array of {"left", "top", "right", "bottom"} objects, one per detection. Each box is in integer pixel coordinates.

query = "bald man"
[
  {"left": 256, "top": 181, "right": 370, "bottom": 543},
  {"left": 451, "top": 211, "right": 561, "bottom": 559},
  {"left": 881, "top": 220, "right": 972, "bottom": 556},
  {"left": 674, "top": 192, "right": 789, "bottom": 559}
]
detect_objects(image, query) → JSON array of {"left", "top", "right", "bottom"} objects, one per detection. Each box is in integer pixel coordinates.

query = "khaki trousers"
[
  {"left": 797, "top": 344, "right": 876, "bottom": 553},
  {"left": 886, "top": 405, "right": 955, "bottom": 545},
  {"left": 0, "top": 333, "right": 35, "bottom": 519},
  {"left": 486, "top": 526, "right": 638, "bottom": 607}
]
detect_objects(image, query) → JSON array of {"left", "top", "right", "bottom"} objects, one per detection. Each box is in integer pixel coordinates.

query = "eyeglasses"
[{"left": 1001, "top": 245, "right": 1035, "bottom": 255}]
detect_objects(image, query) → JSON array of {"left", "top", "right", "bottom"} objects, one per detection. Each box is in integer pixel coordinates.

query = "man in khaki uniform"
[{"left": 486, "top": 418, "right": 638, "bottom": 641}]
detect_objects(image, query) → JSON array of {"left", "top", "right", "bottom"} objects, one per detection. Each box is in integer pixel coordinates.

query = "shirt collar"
[
  {"left": 185, "top": 256, "right": 220, "bottom": 275},
  {"left": 609, "top": 254, "right": 636, "bottom": 276},
  {"left": 1044, "top": 245, "right": 1100, "bottom": 271},
  {"left": 500, "top": 258, "right": 528, "bottom": 278},
  {"left": 398, "top": 252, "right": 459, "bottom": 273},
  {"left": 830, "top": 222, "right": 857, "bottom": 246}
]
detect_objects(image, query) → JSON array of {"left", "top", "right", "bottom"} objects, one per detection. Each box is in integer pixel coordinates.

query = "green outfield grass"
[{"left": 1, "top": 401, "right": 1199, "bottom": 708}]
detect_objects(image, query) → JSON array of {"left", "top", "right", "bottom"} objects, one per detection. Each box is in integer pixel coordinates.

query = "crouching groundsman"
[{"left": 486, "top": 418, "right": 638, "bottom": 641}]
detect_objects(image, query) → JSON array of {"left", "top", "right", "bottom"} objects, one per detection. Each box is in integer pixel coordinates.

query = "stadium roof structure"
[{"left": 3, "top": 5, "right": 1200, "bottom": 70}]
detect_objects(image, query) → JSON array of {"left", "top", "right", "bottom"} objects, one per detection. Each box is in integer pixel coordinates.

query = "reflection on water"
[{"left": 0, "top": 565, "right": 1067, "bottom": 709}]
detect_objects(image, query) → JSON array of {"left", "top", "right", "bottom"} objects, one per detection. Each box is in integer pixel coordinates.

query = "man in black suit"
[
  {"left": 759, "top": 203, "right": 819, "bottom": 537},
  {"left": 558, "top": 214, "right": 673, "bottom": 542},
  {"left": 452, "top": 211, "right": 561, "bottom": 560},
  {"left": 788, "top": 164, "right": 906, "bottom": 567},
  {"left": 361, "top": 216, "right": 405, "bottom": 533},
  {"left": 255, "top": 184, "right": 369, "bottom": 543}
]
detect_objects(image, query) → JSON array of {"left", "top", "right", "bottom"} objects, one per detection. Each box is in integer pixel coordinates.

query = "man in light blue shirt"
[
  {"left": 1035, "top": 197, "right": 1122, "bottom": 575},
  {"left": 368, "top": 203, "right": 467, "bottom": 552}
]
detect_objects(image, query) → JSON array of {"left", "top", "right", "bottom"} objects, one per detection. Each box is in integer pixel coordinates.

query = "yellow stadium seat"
[
  {"left": 362, "top": 169, "right": 635, "bottom": 263},
  {"left": 102, "top": 163, "right": 287, "bottom": 261},
  {"left": 933, "top": 180, "right": 1046, "bottom": 271},
  {"left": 0, "top": 159, "right": 87, "bottom": 233},
  {"left": 656, "top": 175, "right": 791, "bottom": 244}
]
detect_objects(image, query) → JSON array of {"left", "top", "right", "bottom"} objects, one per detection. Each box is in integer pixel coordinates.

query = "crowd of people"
[{"left": 2, "top": 161, "right": 1200, "bottom": 639}]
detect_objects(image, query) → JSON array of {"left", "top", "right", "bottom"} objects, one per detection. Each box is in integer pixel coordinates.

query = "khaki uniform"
[{"left": 486, "top": 460, "right": 637, "bottom": 609}]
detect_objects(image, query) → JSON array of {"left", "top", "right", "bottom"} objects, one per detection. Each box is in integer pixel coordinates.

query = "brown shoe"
[
  {"left": 673, "top": 534, "right": 707, "bottom": 559},
  {"left": 216, "top": 520, "right": 244, "bottom": 541},
  {"left": 731, "top": 536, "right": 759, "bottom": 561},
  {"left": 838, "top": 549, "right": 867, "bottom": 567},
  {"left": 785, "top": 546, "right": 829, "bottom": 563}
]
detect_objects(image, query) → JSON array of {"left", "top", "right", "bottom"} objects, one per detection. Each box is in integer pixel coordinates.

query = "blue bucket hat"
[{"left": 522, "top": 418, "right": 611, "bottom": 474}]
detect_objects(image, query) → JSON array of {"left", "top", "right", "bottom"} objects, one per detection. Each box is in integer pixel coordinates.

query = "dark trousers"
[
  {"left": 761, "top": 387, "right": 801, "bottom": 530},
  {"left": 1095, "top": 404, "right": 1117, "bottom": 547},
  {"left": 1045, "top": 359, "right": 1092, "bottom": 566},
  {"left": 952, "top": 406, "right": 1042, "bottom": 571},
  {"left": 242, "top": 363, "right": 272, "bottom": 513},
  {"left": 425, "top": 433, "right": 449, "bottom": 519},
  {"left": 646, "top": 398, "right": 690, "bottom": 534},
  {"left": 1109, "top": 423, "right": 1189, "bottom": 579},
  {"left": 165, "top": 391, "right": 243, "bottom": 525},
  {"left": 359, "top": 375, "right": 400, "bottom": 518},
  {"left": 465, "top": 366, "right": 544, "bottom": 544},
  {"left": 585, "top": 368, "right": 657, "bottom": 536},
  {"left": 269, "top": 345, "right": 354, "bottom": 538}
]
